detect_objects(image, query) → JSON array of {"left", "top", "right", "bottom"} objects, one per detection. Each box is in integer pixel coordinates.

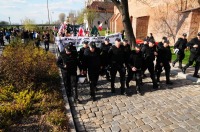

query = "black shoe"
[
  {"left": 111, "top": 88, "right": 115, "bottom": 93},
  {"left": 143, "top": 74, "right": 147, "bottom": 78},
  {"left": 126, "top": 82, "right": 130, "bottom": 89},
  {"left": 106, "top": 78, "right": 111, "bottom": 82},
  {"left": 166, "top": 81, "right": 173, "bottom": 85},
  {"left": 92, "top": 96, "right": 96, "bottom": 101},
  {"left": 193, "top": 75, "right": 200, "bottom": 78},
  {"left": 182, "top": 68, "right": 186, "bottom": 74},
  {"left": 178, "top": 66, "right": 182, "bottom": 69}
]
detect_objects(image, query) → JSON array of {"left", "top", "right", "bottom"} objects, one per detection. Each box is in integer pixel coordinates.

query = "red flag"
[{"left": 98, "top": 22, "right": 103, "bottom": 31}]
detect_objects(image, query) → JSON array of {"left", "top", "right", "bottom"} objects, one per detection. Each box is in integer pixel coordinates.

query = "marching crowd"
[{"left": 57, "top": 32, "right": 200, "bottom": 101}]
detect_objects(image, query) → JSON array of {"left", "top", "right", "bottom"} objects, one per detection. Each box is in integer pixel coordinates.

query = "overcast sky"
[{"left": 0, "top": 0, "right": 85, "bottom": 24}]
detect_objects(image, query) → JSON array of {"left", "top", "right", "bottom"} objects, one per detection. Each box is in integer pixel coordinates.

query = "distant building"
[
  {"left": 84, "top": 0, "right": 114, "bottom": 30},
  {"left": 110, "top": 0, "right": 200, "bottom": 43}
]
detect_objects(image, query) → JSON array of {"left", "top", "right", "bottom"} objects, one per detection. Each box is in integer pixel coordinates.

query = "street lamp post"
[
  {"left": 8, "top": 17, "right": 11, "bottom": 25},
  {"left": 47, "top": 0, "right": 50, "bottom": 25}
]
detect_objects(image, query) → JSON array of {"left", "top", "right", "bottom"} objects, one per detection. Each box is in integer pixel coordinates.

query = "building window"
[{"left": 98, "top": 21, "right": 101, "bottom": 25}]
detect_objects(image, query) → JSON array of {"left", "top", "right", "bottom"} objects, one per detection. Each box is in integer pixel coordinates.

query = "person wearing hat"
[
  {"left": 83, "top": 42, "right": 101, "bottom": 101},
  {"left": 172, "top": 33, "right": 188, "bottom": 69},
  {"left": 78, "top": 40, "right": 89, "bottom": 74},
  {"left": 123, "top": 39, "right": 131, "bottom": 70},
  {"left": 126, "top": 45, "right": 144, "bottom": 95},
  {"left": 108, "top": 38, "right": 126, "bottom": 94},
  {"left": 141, "top": 39, "right": 159, "bottom": 90},
  {"left": 100, "top": 38, "right": 112, "bottom": 81},
  {"left": 56, "top": 45, "right": 78, "bottom": 99},
  {"left": 156, "top": 40, "right": 173, "bottom": 85},
  {"left": 141, "top": 38, "right": 149, "bottom": 78},
  {"left": 182, "top": 32, "right": 200, "bottom": 78}
]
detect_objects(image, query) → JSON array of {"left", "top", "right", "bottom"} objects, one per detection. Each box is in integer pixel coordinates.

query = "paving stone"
[
  {"left": 173, "top": 127, "right": 188, "bottom": 132},
  {"left": 103, "top": 127, "right": 111, "bottom": 132},
  {"left": 135, "top": 119, "right": 145, "bottom": 127},
  {"left": 119, "top": 124, "right": 129, "bottom": 130},
  {"left": 101, "top": 123, "right": 111, "bottom": 129},
  {"left": 111, "top": 126, "right": 121, "bottom": 132},
  {"left": 140, "top": 124, "right": 152, "bottom": 131}
]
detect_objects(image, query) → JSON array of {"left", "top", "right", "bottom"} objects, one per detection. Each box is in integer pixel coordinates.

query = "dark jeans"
[
  {"left": 173, "top": 52, "right": 185, "bottom": 68},
  {"left": 156, "top": 62, "right": 171, "bottom": 82},
  {"left": 143, "top": 61, "right": 157, "bottom": 86},
  {"left": 183, "top": 59, "right": 200, "bottom": 76},
  {"left": 44, "top": 41, "right": 49, "bottom": 51},
  {"left": 88, "top": 71, "right": 99, "bottom": 98},
  {"left": 126, "top": 69, "right": 142, "bottom": 89}
]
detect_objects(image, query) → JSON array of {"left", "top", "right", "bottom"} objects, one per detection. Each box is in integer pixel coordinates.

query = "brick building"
[{"left": 110, "top": 0, "right": 200, "bottom": 43}]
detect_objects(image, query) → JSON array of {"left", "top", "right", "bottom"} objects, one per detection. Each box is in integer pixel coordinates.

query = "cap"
[
  {"left": 148, "top": 39, "right": 155, "bottom": 44},
  {"left": 68, "top": 42, "right": 74, "bottom": 46},
  {"left": 182, "top": 33, "right": 187, "bottom": 37},
  {"left": 197, "top": 32, "right": 200, "bottom": 36},
  {"left": 105, "top": 38, "right": 110, "bottom": 41},
  {"left": 89, "top": 41, "right": 96, "bottom": 48},
  {"left": 162, "top": 36, "right": 167, "bottom": 41},
  {"left": 115, "top": 38, "right": 121, "bottom": 42},
  {"left": 123, "top": 39, "right": 128, "bottom": 42},
  {"left": 135, "top": 44, "right": 141, "bottom": 49},
  {"left": 82, "top": 40, "right": 89, "bottom": 44},
  {"left": 164, "top": 40, "right": 170, "bottom": 44},
  {"left": 65, "top": 45, "right": 72, "bottom": 52}
]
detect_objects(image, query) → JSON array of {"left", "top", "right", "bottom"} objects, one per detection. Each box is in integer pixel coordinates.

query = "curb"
[{"left": 52, "top": 44, "right": 76, "bottom": 132}]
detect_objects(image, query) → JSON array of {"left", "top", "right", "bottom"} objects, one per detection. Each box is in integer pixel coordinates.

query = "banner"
[{"left": 55, "top": 33, "right": 122, "bottom": 52}]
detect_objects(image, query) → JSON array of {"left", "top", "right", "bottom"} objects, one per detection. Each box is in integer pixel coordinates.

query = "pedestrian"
[
  {"left": 182, "top": 32, "right": 200, "bottom": 78},
  {"left": 43, "top": 31, "right": 50, "bottom": 51},
  {"left": 5, "top": 30, "right": 11, "bottom": 44},
  {"left": 100, "top": 38, "right": 112, "bottom": 81},
  {"left": 56, "top": 45, "right": 78, "bottom": 99},
  {"left": 141, "top": 39, "right": 159, "bottom": 90},
  {"left": 0, "top": 30, "right": 4, "bottom": 46},
  {"left": 149, "top": 33, "right": 155, "bottom": 42},
  {"left": 123, "top": 39, "right": 131, "bottom": 69},
  {"left": 108, "top": 38, "right": 126, "bottom": 94},
  {"left": 141, "top": 38, "right": 149, "bottom": 78},
  {"left": 172, "top": 33, "right": 187, "bottom": 69},
  {"left": 126, "top": 45, "right": 143, "bottom": 95},
  {"left": 156, "top": 40, "right": 173, "bottom": 85},
  {"left": 83, "top": 42, "right": 101, "bottom": 101}
]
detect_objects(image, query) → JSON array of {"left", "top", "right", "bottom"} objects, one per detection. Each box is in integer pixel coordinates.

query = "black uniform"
[
  {"left": 126, "top": 50, "right": 143, "bottom": 94},
  {"left": 83, "top": 47, "right": 101, "bottom": 101},
  {"left": 100, "top": 42, "right": 112, "bottom": 80},
  {"left": 78, "top": 47, "right": 89, "bottom": 72},
  {"left": 43, "top": 33, "right": 50, "bottom": 51},
  {"left": 108, "top": 45, "right": 126, "bottom": 94},
  {"left": 124, "top": 44, "right": 131, "bottom": 66},
  {"left": 156, "top": 43, "right": 172, "bottom": 84},
  {"left": 182, "top": 37, "right": 200, "bottom": 77},
  {"left": 0, "top": 31, "right": 4, "bottom": 46},
  {"left": 56, "top": 48, "right": 78, "bottom": 98},
  {"left": 141, "top": 44, "right": 158, "bottom": 89},
  {"left": 172, "top": 38, "right": 187, "bottom": 68}
]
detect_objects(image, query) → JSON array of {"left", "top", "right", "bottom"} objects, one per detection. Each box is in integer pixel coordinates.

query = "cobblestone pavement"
[{"left": 70, "top": 72, "right": 200, "bottom": 132}]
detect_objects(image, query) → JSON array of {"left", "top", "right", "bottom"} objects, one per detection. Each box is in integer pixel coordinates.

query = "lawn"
[{"left": 170, "top": 47, "right": 190, "bottom": 64}]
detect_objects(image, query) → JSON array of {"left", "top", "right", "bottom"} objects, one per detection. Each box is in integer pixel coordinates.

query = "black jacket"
[
  {"left": 128, "top": 50, "right": 143, "bottom": 70},
  {"left": 79, "top": 47, "right": 89, "bottom": 63},
  {"left": 83, "top": 48, "right": 101, "bottom": 73},
  {"left": 100, "top": 43, "right": 112, "bottom": 65},
  {"left": 157, "top": 46, "right": 172, "bottom": 64},
  {"left": 124, "top": 44, "right": 131, "bottom": 65},
  {"left": 142, "top": 44, "right": 157, "bottom": 62},
  {"left": 108, "top": 45, "right": 125, "bottom": 66},
  {"left": 187, "top": 37, "right": 200, "bottom": 61},
  {"left": 174, "top": 38, "right": 187, "bottom": 52},
  {"left": 56, "top": 51, "right": 78, "bottom": 74}
]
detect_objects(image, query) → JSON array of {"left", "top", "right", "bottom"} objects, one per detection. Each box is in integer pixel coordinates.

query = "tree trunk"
[{"left": 111, "top": 0, "right": 136, "bottom": 48}]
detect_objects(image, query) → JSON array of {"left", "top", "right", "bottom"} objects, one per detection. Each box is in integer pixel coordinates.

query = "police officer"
[
  {"left": 141, "top": 38, "right": 149, "bottom": 78},
  {"left": 78, "top": 41, "right": 89, "bottom": 74},
  {"left": 172, "top": 33, "right": 187, "bottom": 69},
  {"left": 43, "top": 31, "right": 50, "bottom": 51},
  {"left": 100, "top": 38, "right": 112, "bottom": 81},
  {"left": 126, "top": 45, "right": 143, "bottom": 95},
  {"left": 182, "top": 32, "right": 200, "bottom": 78},
  {"left": 141, "top": 39, "right": 158, "bottom": 89},
  {"left": 56, "top": 45, "right": 78, "bottom": 99},
  {"left": 123, "top": 39, "right": 131, "bottom": 69},
  {"left": 83, "top": 42, "right": 101, "bottom": 101},
  {"left": 156, "top": 40, "right": 173, "bottom": 85},
  {"left": 108, "top": 38, "right": 126, "bottom": 94}
]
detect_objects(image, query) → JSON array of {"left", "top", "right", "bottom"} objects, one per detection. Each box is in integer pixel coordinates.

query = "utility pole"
[
  {"left": 8, "top": 17, "right": 11, "bottom": 25},
  {"left": 47, "top": 0, "right": 50, "bottom": 25}
]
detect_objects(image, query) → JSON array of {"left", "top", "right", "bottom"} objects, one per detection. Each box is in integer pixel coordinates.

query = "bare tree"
[
  {"left": 59, "top": 13, "right": 66, "bottom": 23},
  {"left": 84, "top": 8, "right": 99, "bottom": 29},
  {"left": 111, "top": 0, "right": 136, "bottom": 47}
]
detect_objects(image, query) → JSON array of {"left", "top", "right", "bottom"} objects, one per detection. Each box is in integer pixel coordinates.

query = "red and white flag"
[
  {"left": 98, "top": 22, "right": 103, "bottom": 31},
  {"left": 78, "top": 27, "right": 85, "bottom": 36}
]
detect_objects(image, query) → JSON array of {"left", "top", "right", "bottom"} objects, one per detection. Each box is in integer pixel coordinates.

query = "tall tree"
[
  {"left": 111, "top": 0, "right": 136, "bottom": 47},
  {"left": 85, "top": 8, "right": 99, "bottom": 29},
  {"left": 59, "top": 13, "right": 66, "bottom": 23}
]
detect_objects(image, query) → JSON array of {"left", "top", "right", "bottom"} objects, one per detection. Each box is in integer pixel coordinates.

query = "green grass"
[
  {"left": 170, "top": 47, "right": 190, "bottom": 64},
  {"left": 99, "top": 29, "right": 106, "bottom": 36}
]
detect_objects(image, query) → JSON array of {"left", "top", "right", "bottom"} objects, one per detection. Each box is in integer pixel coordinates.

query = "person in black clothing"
[
  {"left": 149, "top": 33, "right": 155, "bottom": 42},
  {"left": 172, "top": 33, "right": 187, "bottom": 69},
  {"left": 56, "top": 45, "right": 78, "bottom": 99},
  {"left": 78, "top": 41, "right": 89, "bottom": 74},
  {"left": 108, "top": 38, "right": 126, "bottom": 94},
  {"left": 156, "top": 40, "right": 173, "bottom": 85},
  {"left": 126, "top": 45, "right": 143, "bottom": 95},
  {"left": 100, "top": 38, "right": 112, "bottom": 81},
  {"left": 141, "top": 38, "right": 149, "bottom": 78},
  {"left": 123, "top": 39, "right": 131, "bottom": 69},
  {"left": 83, "top": 42, "right": 101, "bottom": 101},
  {"left": 43, "top": 31, "right": 50, "bottom": 51},
  {"left": 0, "top": 30, "right": 4, "bottom": 46},
  {"left": 182, "top": 32, "right": 200, "bottom": 78},
  {"left": 141, "top": 39, "right": 158, "bottom": 89}
]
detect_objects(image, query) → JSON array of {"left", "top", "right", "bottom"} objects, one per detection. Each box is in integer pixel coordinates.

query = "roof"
[{"left": 87, "top": 1, "right": 114, "bottom": 13}]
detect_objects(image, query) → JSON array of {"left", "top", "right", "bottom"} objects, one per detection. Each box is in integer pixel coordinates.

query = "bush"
[{"left": 0, "top": 43, "right": 59, "bottom": 90}]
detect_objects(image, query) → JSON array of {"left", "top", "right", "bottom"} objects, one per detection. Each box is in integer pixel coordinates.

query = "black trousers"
[
  {"left": 183, "top": 58, "right": 200, "bottom": 76},
  {"left": 62, "top": 71, "right": 78, "bottom": 98},
  {"left": 156, "top": 62, "right": 171, "bottom": 82},
  {"left": 126, "top": 69, "right": 142, "bottom": 89},
  {"left": 143, "top": 61, "right": 157, "bottom": 86},
  {"left": 173, "top": 52, "right": 185, "bottom": 68},
  {"left": 110, "top": 64, "right": 126, "bottom": 93},
  {"left": 88, "top": 71, "right": 99, "bottom": 98},
  {"left": 44, "top": 41, "right": 49, "bottom": 51}
]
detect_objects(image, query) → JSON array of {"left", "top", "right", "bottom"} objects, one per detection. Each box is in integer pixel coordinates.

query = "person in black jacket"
[
  {"left": 141, "top": 38, "right": 149, "bottom": 78},
  {"left": 43, "top": 31, "right": 50, "bottom": 51},
  {"left": 172, "top": 33, "right": 187, "bottom": 69},
  {"left": 56, "top": 45, "right": 78, "bottom": 99},
  {"left": 141, "top": 39, "right": 158, "bottom": 89},
  {"left": 182, "top": 32, "right": 200, "bottom": 78},
  {"left": 78, "top": 41, "right": 89, "bottom": 74},
  {"left": 123, "top": 39, "right": 131, "bottom": 70},
  {"left": 156, "top": 40, "right": 173, "bottom": 85},
  {"left": 83, "top": 42, "right": 101, "bottom": 101},
  {"left": 100, "top": 38, "right": 112, "bottom": 81},
  {"left": 126, "top": 45, "right": 143, "bottom": 95},
  {"left": 108, "top": 38, "right": 126, "bottom": 94}
]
